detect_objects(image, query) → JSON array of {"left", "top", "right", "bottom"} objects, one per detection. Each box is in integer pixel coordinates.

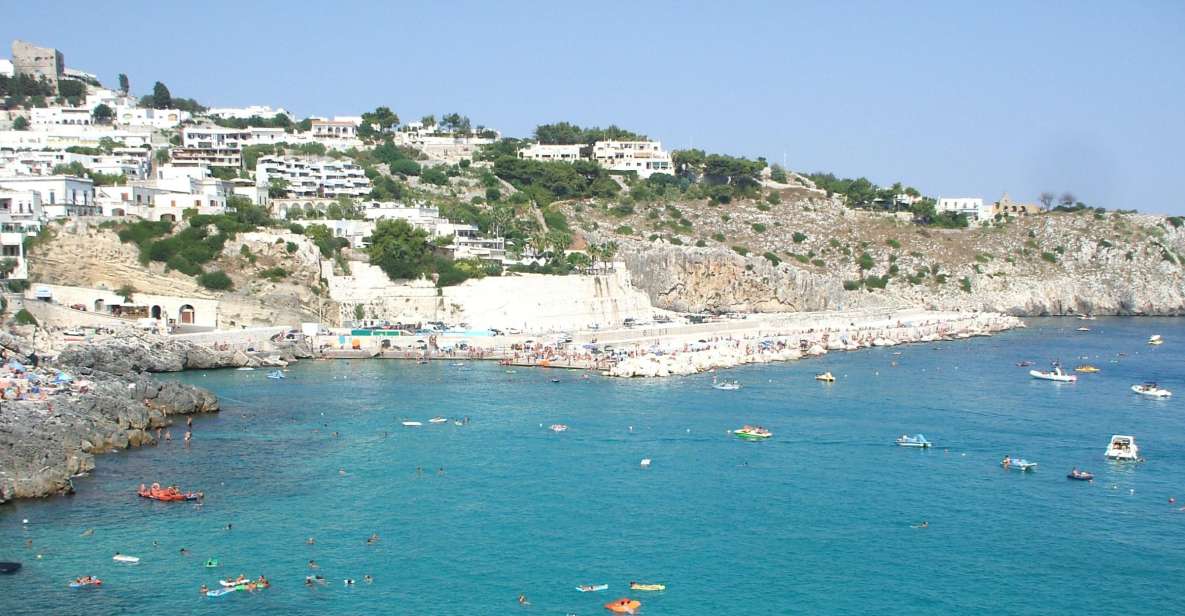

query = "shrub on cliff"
[
  {"left": 14, "top": 308, "right": 37, "bottom": 325},
  {"left": 197, "top": 270, "right": 233, "bottom": 290},
  {"left": 763, "top": 251, "right": 781, "bottom": 266},
  {"left": 1041, "top": 251, "right": 1058, "bottom": 263},
  {"left": 843, "top": 280, "right": 862, "bottom": 291}
]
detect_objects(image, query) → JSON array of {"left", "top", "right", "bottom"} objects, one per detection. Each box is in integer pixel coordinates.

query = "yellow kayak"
[
  {"left": 1075, "top": 364, "right": 1100, "bottom": 373},
  {"left": 629, "top": 583, "right": 666, "bottom": 592}
]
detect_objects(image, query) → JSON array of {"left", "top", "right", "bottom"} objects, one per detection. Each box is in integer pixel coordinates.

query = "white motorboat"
[
  {"left": 1001, "top": 457, "right": 1037, "bottom": 471},
  {"left": 1030, "top": 363, "right": 1076, "bottom": 382},
  {"left": 1104, "top": 435, "right": 1140, "bottom": 461},
  {"left": 1148, "top": 334, "right": 1163, "bottom": 345},
  {"left": 1131, "top": 383, "right": 1171, "bottom": 398},
  {"left": 712, "top": 380, "right": 741, "bottom": 391},
  {"left": 549, "top": 424, "right": 568, "bottom": 433},
  {"left": 401, "top": 421, "right": 422, "bottom": 427},
  {"left": 895, "top": 434, "right": 932, "bottom": 448},
  {"left": 1076, "top": 327, "right": 1091, "bottom": 332},
  {"left": 112, "top": 554, "right": 140, "bottom": 564},
  {"left": 1078, "top": 315, "right": 1096, "bottom": 321},
  {"left": 428, "top": 417, "right": 448, "bottom": 424}
]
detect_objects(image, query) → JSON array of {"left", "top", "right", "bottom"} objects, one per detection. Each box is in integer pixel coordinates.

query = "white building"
[
  {"left": 0, "top": 59, "right": 13, "bottom": 78},
  {"left": 0, "top": 175, "right": 97, "bottom": 217},
  {"left": 518, "top": 143, "right": 583, "bottom": 162},
  {"left": 256, "top": 155, "right": 370, "bottom": 199},
  {"left": 0, "top": 148, "right": 149, "bottom": 180},
  {"left": 26, "top": 283, "right": 219, "bottom": 328},
  {"left": 0, "top": 188, "right": 44, "bottom": 281},
  {"left": 176, "top": 125, "right": 252, "bottom": 168},
  {"left": 591, "top": 140, "right": 673, "bottom": 178},
  {"left": 29, "top": 106, "right": 97, "bottom": 127},
  {"left": 0, "top": 125, "right": 155, "bottom": 150},
  {"left": 113, "top": 106, "right": 189, "bottom": 129},
  {"left": 311, "top": 119, "right": 359, "bottom": 140},
  {"left": 936, "top": 197, "right": 992, "bottom": 223},
  {"left": 97, "top": 163, "right": 233, "bottom": 220},
  {"left": 206, "top": 105, "right": 293, "bottom": 121}
]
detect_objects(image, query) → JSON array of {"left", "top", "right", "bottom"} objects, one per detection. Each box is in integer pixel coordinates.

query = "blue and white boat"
[
  {"left": 895, "top": 434, "right": 932, "bottom": 448},
  {"left": 266, "top": 370, "right": 285, "bottom": 380}
]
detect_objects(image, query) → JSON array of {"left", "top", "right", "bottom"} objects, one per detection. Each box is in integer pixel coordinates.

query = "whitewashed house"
[
  {"left": 591, "top": 140, "right": 673, "bottom": 178},
  {"left": 518, "top": 144, "right": 583, "bottom": 162},
  {"left": 936, "top": 197, "right": 992, "bottom": 223}
]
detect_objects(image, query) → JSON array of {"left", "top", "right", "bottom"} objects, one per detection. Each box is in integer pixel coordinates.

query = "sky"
[{"left": 4, "top": 1, "right": 1184, "bottom": 213}]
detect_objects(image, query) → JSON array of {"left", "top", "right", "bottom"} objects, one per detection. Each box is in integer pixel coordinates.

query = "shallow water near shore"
[{"left": 2, "top": 317, "right": 1184, "bottom": 615}]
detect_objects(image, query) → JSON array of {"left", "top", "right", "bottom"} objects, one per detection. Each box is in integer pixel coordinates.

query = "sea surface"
[{"left": 2, "top": 317, "right": 1184, "bottom": 615}]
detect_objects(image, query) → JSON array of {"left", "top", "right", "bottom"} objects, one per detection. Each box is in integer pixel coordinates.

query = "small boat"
[
  {"left": 630, "top": 583, "right": 666, "bottom": 591},
  {"left": 1104, "top": 435, "right": 1140, "bottom": 461},
  {"left": 1131, "top": 383, "right": 1171, "bottom": 397},
  {"left": 1016, "top": 360, "right": 1035, "bottom": 367},
  {"left": 640, "top": 458, "right": 652, "bottom": 468},
  {"left": 1076, "top": 327, "right": 1091, "bottom": 332},
  {"left": 235, "top": 367, "right": 255, "bottom": 371},
  {"left": 1067, "top": 469, "right": 1094, "bottom": 481},
  {"left": 1074, "top": 364, "right": 1100, "bottom": 373},
  {"left": 895, "top": 434, "right": 932, "bottom": 448},
  {"left": 112, "top": 554, "right": 140, "bottom": 564},
  {"left": 549, "top": 424, "right": 568, "bottom": 433},
  {"left": 1078, "top": 315, "right": 1096, "bottom": 321},
  {"left": 204, "top": 559, "right": 219, "bottom": 568},
  {"left": 451, "top": 362, "right": 465, "bottom": 367},
  {"left": 401, "top": 421, "right": 423, "bottom": 427},
  {"left": 69, "top": 577, "right": 102, "bottom": 588},
  {"left": 138, "top": 483, "right": 201, "bottom": 502},
  {"left": 206, "top": 587, "right": 236, "bottom": 597},
  {"left": 1030, "top": 363, "right": 1076, "bottom": 382},
  {"left": 605, "top": 598, "right": 642, "bottom": 614},
  {"left": 0, "top": 562, "right": 20, "bottom": 574},
  {"left": 416, "top": 360, "right": 429, "bottom": 364},
  {"left": 734, "top": 425, "right": 772, "bottom": 441},
  {"left": 1001, "top": 457, "right": 1037, "bottom": 471},
  {"left": 815, "top": 372, "right": 836, "bottom": 382},
  {"left": 1148, "top": 334, "right": 1163, "bottom": 345},
  {"left": 266, "top": 370, "right": 285, "bottom": 380},
  {"left": 576, "top": 584, "right": 609, "bottom": 592},
  {"left": 712, "top": 380, "right": 741, "bottom": 390},
  {"left": 428, "top": 417, "right": 448, "bottom": 424},
  {"left": 551, "top": 378, "right": 561, "bottom": 383}
]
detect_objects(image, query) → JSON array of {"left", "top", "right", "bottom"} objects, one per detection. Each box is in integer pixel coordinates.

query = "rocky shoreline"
[{"left": 0, "top": 328, "right": 312, "bottom": 504}]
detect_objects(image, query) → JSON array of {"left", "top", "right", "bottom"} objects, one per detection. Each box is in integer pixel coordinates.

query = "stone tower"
[{"left": 11, "top": 39, "right": 64, "bottom": 87}]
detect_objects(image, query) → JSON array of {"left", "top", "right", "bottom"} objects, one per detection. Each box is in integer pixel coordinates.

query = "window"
[{"left": 2, "top": 245, "right": 19, "bottom": 257}]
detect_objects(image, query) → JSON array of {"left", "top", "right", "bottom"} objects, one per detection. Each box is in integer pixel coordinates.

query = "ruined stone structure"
[{"left": 11, "top": 39, "right": 64, "bottom": 87}]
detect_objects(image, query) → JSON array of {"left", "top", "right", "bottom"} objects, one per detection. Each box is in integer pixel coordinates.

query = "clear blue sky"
[{"left": 5, "top": 1, "right": 1184, "bottom": 213}]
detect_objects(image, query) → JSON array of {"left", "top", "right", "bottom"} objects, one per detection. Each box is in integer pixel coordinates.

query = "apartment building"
[
  {"left": 0, "top": 175, "right": 98, "bottom": 217},
  {"left": 518, "top": 144, "right": 583, "bottom": 162},
  {"left": 255, "top": 155, "right": 370, "bottom": 199},
  {"left": 936, "top": 197, "right": 992, "bottom": 223}
]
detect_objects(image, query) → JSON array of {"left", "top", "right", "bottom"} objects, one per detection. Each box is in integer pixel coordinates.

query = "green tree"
[
  {"left": 770, "top": 164, "right": 788, "bottom": 183},
  {"left": 151, "top": 81, "right": 172, "bottom": 109},
  {"left": 115, "top": 283, "right": 137, "bottom": 302},
  {"left": 92, "top": 103, "right": 114, "bottom": 124},
  {"left": 368, "top": 219, "right": 434, "bottom": 281},
  {"left": 268, "top": 177, "right": 290, "bottom": 198},
  {"left": 419, "top": 114, "right": 436, "bottom": 129},
  {"left": 13, "top": 116, "right": 29, "bottom": 131},
  {"left": 118, "top": 73, "right": 129, "bottom": 94}
]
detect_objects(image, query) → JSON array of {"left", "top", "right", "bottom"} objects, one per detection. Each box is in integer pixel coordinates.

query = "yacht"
[
  {"left": 1104, "top": 435, "right": 1140, "bottom": 461},
  {"left": 895, "top": 434, "right": 932, "bottom": 448}
]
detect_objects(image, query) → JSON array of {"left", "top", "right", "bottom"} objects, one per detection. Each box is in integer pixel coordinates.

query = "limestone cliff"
[{"left": 575, "top": 191, "right": 1185, "bottom": 317}]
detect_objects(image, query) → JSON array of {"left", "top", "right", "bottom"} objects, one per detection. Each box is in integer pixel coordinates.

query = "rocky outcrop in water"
[{"left": 0, "top": 329, "right": 226, "bottom": 504}]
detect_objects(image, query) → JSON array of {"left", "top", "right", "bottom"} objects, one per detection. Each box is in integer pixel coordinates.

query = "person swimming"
[
  {"left": 367, "top": 533, "right": 380, "bottom": 544},
  {"left": 308, "top": 560, "right": 319, "bottom": 569},
  {"left": 364, "top": 575, "right": 373, "bottom": 584},
  {"left": 306, "top": 537, "right": 316, "bottom": 545},
  {"left": 518, "top": 593, "right": 530, "bottom": 606}
]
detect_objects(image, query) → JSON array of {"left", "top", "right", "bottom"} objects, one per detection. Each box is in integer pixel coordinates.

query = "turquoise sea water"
[{"left": 2, "top": 317, "right": 1184, "bottom": 615}]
